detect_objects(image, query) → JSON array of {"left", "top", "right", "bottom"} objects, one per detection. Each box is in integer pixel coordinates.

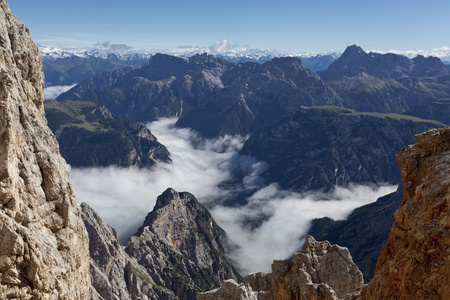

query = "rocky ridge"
[
  {"left": 0, "top": 1, "right": 90, "bottom": 298},
  {"left": 57, "top": 53, "right": 343, "bottom": 137},
  {"left": 44, "top": 100, "right": 171, "bottom": 167},
  {"left": 319, "top": 45, "right": 450, "bottom": 114},
  {"left": 200, "top": 236, "right": 364, "bottom": 300},
  {"left": 239, "top": 106, "right": 445, "bottom": 193},
  {"left": 82, "top": 188, "right": 242, "bottom": 300}
]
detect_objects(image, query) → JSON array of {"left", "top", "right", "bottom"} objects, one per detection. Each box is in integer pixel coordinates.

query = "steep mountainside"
[
  {"left": 403, "top": 97, "right": 450, "bottom": 126},
  {"left": 44, "top": 100, "right": 171, "bottom": 167},
  {"left": 176, "top": 57, "right": 342, "bottom": 137},
  {"left": 0, "top": 1, "right": 91, "bottom": 298},
  {"left": 58, "top": 54, "right": 343, "bottom": 137},
  {"left": 320, "top": 45, "right": 448, "bottom": 81},
  {"left": 240, "top": 106, "right": 445, "bottom": 193},
  {"left": 58, "top": 53, "right": 232, "bottom": 123},
  {"left": 319, "top": 45, "right": 450, "bottom": 113},
  {"left": 82, "top": 203, "right": 177, "bottom": 299},
  {"left": 126, "top": 188, "right": 242, "bottom": 299},
  {"left": 82, "top": 188, "right": 242, "bottom": 300},
  {"left": 308, "top": 186, "right": 404, "bottom": 282},
  {"left": 363, "top": 128, "right": 450, "bottom": 299}
]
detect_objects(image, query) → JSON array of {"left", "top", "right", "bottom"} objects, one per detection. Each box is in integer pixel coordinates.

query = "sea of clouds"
[{"left": 71, "top": 118, "right": 396, "bottom": 275}]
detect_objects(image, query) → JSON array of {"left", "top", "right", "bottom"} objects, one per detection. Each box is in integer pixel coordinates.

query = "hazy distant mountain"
[
  {"left": 319, "top": 45, "right": 450, "bottom": 113},
  {"left": 239, "top": 106, "right": 446, "bottom": 192},
  {"left": 42, "top": 56, "right": 134, "bottom": 87},
  {"left": 41, "top": 45, "right": 338, "bottom": 88},
  {"left": 320, "top": 45, "right": 448, "bottom": 81},
  {"left": 58, "top": 53, "right": 343, "bottom": 137}
]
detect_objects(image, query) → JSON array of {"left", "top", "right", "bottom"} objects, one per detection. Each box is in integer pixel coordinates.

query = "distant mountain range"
[{"left": 39, "top": 43, "right": 450, "bottom": 64}]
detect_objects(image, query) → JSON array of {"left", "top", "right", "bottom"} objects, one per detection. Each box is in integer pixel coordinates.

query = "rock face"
[
  {"left": 81, "top": 202, "right": 176, "bottom": 300},
  {"left": 240, "top": 106, "right": 444, "bottom": 193},
  {"left": 0, "top": 1, "right": 90, "bottom": 298},
  {"left": 82, "top": 188, "right": 242, "bottom": 300},
  {"left": 44, "top": 100, "right": 171, "bottom": 167},
  {"left": 200, "top": 236, "right": 364, "bottom": 300},
  {"left": 126, "top": 188, "right": 242, "bottom": 299},
  {"left": 309, "top": 186, "right": 404, "bottom": 282},
  {"left": 363, "top": 128, "right": 450, "bottom": 299},
  {"left": 58, "top": 53, "right": 343, "bottom": 137}
]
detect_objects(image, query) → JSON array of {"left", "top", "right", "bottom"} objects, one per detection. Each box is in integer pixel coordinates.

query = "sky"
[{"left": 8, "top": 0, "right": 450, "bottom": 53}]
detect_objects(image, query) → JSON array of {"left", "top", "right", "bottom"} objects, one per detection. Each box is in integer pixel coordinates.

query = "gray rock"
[{"left": 0, "top": 0, "right": 91, "bottom": 298}]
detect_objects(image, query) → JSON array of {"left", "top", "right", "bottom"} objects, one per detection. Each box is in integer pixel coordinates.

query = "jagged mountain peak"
[
  {"left": 342, "top": 44, "right": 366, "bottom": 57},
  {"left": 321, "top": 44, "right": 448, "bottom": 81},
  {"left": 153, "top": 187, "right": 187, "bottom": 210}
]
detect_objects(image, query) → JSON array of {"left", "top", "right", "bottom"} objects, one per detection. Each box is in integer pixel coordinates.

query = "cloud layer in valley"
[
  {"left": 71, "top": 118, "right": 397, "bottom": 274},
  {"left": 44, "top": 84, "right": 76, "bottom": 100}
]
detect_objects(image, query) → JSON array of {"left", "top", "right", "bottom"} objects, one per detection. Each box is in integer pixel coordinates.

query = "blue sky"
[{"left": 8, "top": 0, "right": 450, "bottom": 53}]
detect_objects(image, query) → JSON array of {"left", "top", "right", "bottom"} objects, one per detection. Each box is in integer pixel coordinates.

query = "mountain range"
[{"left": 1, "top": 1, "right": 449, "bottom": 299}]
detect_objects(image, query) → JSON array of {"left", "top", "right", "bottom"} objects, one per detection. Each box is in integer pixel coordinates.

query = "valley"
[{"left": 1, "top": 0, "right": 449, "bottom": 298}]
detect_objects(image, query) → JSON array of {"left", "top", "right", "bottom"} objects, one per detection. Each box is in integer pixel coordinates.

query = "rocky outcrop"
[
  {"left": 126, "top": 188, "right": 242, "bottom": 299},
  {"left": 81, "top": 202, "right": 176, "bottom": 300},
  {"left": 308, "top": 186, "right": 404, "bottom": 282},
  {"left": 363, "top": 128, "right": 450, "bottom": 299},
  {"left": 200, "top": 236, "right": 364, "bottom": 300},
  {"left": 44, "top": 100, "right": 171, "bottom": 168},
  {"left": 82, "top": 188, "right": 241, "bottom": 300},
  {"left": 0, "top": 1, "right": 90, "bottom": 298}
]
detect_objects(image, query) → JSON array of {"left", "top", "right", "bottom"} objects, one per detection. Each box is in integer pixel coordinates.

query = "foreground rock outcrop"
[
  {"left": 200, "top": 236, "right": 364, "bottom": 300},
  {"left": 83, "top": 188, "right": 242, "bottom": 300},
  {"left": 0, "top": 1, "right": 90, "bottom": 298},
  {"left": 363, "top": 128, "right": 450, "bottom": 299},
  {"left": 308, "top": 186, "right": 404, "bottom": 282},
  {"left": 82, "top": 203, "right": 177, "bottom": 299},
  {"left": 126, "top": 188, "right": 242, "bottom": 299}
]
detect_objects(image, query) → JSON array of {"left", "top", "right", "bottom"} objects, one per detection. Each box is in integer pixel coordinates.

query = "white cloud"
[
  {"left": 44, "top": 84, "right": 77, "bottom": 100},
  {"left": 70, "top": 118, "right": 397, "bottom": 273},
  {"left": 208, "top": 39, "right": 242, "bottom": 53},
  {"left": 211, "top": 183, "right": 396, "bottom": 274}
]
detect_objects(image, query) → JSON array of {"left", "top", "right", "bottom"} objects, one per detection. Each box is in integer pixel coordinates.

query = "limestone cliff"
[
  {"left": 82, "top": 188, "right": 242, "bottom": 300},
  {"left": 0, "top": 1, "right": 90, "bottom": 298},
  {"left": 363, "top": 128, "right": 450, "bottom": 299},
  {"left": 200, "top": 236, "right": 364, "bottom": 300},
  {"left": 81, "top": 202, "right": 177, "bottom": 300},
  {"left": 126, "top": 188, "right": 242, "bottom": 300}
]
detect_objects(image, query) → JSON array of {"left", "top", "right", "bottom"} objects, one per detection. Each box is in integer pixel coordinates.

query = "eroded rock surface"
[
  {"left": 81, "top": 202, "right": 176, "bottom": 300},
  {"left": 363, "top": 128, "right": 450, "bottom": 299},
  {"left": 0, "top": 1, "right": 90, "bottom": 298},
  {"left": 126, "top": 188, "right": 242, "bottom": 300},
  {"left": 200, "top": 236, "right": 363, "bottom": 300}
]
